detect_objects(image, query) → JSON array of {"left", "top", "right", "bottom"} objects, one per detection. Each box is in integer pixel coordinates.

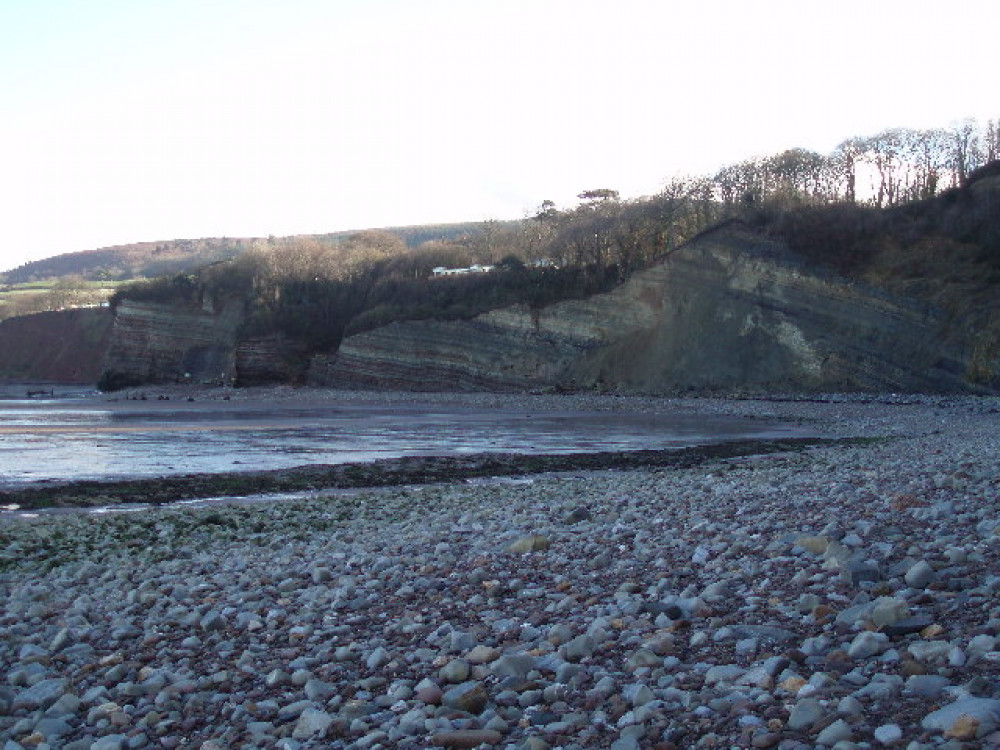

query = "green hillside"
[
  {"left": 0, "top": 223, "right": 490, "bottom": 285},
  {"left": 0, "top": 223, "right": 491, "bottom": 321}
]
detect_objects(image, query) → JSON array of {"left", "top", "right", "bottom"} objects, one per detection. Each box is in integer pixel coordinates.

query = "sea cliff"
[
  {"left": 99, "top": 299, "right": 243, "bottom": 387},
  {"left": 84, "top": 223, "right": 1000, "bottom": 394},
  {"left": 309, "top": 224, "right": 982, "bottom": 394}
]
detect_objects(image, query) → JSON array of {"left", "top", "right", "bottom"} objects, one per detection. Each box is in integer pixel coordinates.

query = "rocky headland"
[{"left": 3, "top": 394, "right": 1000, "bottom": 748}]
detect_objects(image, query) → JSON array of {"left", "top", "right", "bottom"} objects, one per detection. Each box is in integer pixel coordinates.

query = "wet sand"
[
  {"left": 0, "top": 436, "right": 842, "bottom": 512},
  {"left": 0, "top": 386, "right": 814, "bottom": 500}
]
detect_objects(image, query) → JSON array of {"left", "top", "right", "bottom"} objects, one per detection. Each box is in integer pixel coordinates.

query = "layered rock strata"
[
  {"left": 235, "top": 335, "right": 310, "bottom": 386},
  {"left": 100, "top": 300, "right": 243, "bottom": 386},
  {"left": 98, "top": 223, "right": 994, "bottom": 393},
  {"left": 308, "top": 315, "right": 594, "bottom": 392},
  {"left": 313, "top": 224, "right": 976, "bottom": 393}
]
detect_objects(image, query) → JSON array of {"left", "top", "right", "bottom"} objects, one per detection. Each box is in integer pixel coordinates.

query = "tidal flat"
[{"left": 0, "top": 387, "right": 810, "bottom": 493}]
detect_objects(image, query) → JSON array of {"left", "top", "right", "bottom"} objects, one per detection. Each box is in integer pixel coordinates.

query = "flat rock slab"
[{"left": 922, "top": 697, "right": 1000, "bottom": 735}]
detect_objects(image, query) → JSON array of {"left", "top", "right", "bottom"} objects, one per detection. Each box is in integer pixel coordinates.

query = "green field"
[{"left": 0, "top": 279, "right": 120, "bottom": 320}]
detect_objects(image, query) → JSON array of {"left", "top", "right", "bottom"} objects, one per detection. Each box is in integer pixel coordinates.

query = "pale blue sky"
[{"left": 1, "top": 0, "right": 996, "bottom": 270}]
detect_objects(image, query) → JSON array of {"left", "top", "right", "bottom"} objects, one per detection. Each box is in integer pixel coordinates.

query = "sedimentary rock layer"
[
  {"left": 100, "top": 300, "right": 243, "bottom": 386},
  {"left": 95, "top": 223, "right": 994, "bottom": 393},
  {"left": 308, "top": 315, "right": 595, "bottom": 392},
  {"left": 235, "top": 335, "right": 310, "bottom": 386},
  {"left": 314, "top": 224, "right": 976, "bottom": 393}
]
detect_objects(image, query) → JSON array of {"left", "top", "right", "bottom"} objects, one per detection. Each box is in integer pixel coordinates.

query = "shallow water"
[{"left": 0, "top": 390, "right": 809, "bottom": 488}]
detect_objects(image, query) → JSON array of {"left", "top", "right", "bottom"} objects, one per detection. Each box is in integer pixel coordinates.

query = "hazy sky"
[{"left": 1, "top": 0, "right": 996, "bottom": 271}]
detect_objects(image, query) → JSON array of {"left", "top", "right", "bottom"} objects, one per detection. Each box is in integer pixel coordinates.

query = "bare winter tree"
[
  {"left": 864, "top": 129, "right": 910, "bottom": 207},
  {"left": 906, "top": 128, "right": 950, "bottom": 199},
  {"left": 832, "top": 137, "right": 867, "bottom": 203},
  {"left": 766, "top": 148, "right": 829, "bottom": 202},
  {"left": 712, "top": 158, "right": 767, "bottom": 208},
  {"left": 948, "top": 118, "right": 984, "bottom": 187},
  {"left": 984, "top": 119, "right": 999, "bottom": 164}
]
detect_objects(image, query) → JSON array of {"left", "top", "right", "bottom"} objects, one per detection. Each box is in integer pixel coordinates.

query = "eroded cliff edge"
[{"left": 309, "top": 224, "right": 987, "bottom": 394}]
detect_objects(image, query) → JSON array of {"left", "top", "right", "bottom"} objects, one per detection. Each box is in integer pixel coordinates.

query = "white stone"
[
  {"left": 848, "top": 631, "right": 887, "bottom": 659},
  {"left": 873, "top": 723, "right": 903, "bottom": 744},
  {"left": 922, "top": 697, "right": 1000, "bottom": 734},
  {"left": 292, "top": 708, "right": 334, "bottom": 739}
]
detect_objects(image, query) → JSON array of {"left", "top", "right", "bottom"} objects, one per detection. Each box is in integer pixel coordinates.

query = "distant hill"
[
  {"left": 1, "top": 237, "right": 257, "bottom": 284},
  {"left": 0, "top": 222, "right": 490, "bottom": 284}
]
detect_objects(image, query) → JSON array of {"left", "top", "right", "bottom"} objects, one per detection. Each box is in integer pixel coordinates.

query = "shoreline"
[
  {"left": 0, "top": 436, "right": 849, "bottom": 512},
  {"left": 2, "top": 386, "right": 992, "bottom": 513}
]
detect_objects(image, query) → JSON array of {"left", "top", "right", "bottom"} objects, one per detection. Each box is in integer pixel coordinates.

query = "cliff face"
[
  {"left": 100, "top": 300, "right": 244, "bottom": 387},
  {"left": 235, "top": 335, "right": 310, "bottom": 386},
  {"left": 312, "top": 224, "right": 983, "bottom": 394},
  {"left": 0, "top": 308, "right": 113, "bottom": 384},
  {"left": 98, "top": 223, "right": 995, "bottom": 394},
  {"left": 99, "top": 301, "right": 313, "bottom": 388},
  {"left": 308, "top": 314, "right": 592, "bottom": 392}
]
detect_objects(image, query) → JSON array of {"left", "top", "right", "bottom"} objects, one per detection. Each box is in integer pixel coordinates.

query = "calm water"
[{"left": 0, "top": 387, "right": 808, "bottom": 488}]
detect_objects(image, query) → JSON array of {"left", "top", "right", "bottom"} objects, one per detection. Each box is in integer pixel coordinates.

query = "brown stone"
[
  {"left": 646, "top": 634, "right": 675, "bottom": 655},
  {"left": 944, "top": 714, "right": 980, "bottom": 740},
  {"left": 891, "top": 493, "right": 927, "bottom": 510},
  {"left": 826, "top": 645, "right": 850, "bottom": 659},
  {"left": 812, "top": 604, "right": 836, "bottom": 621},
  {"left": 751, "top": 732, "right": 781, "bottom": 748},
  {"left": 825, "top": 649, "right": 852, "bottom": 673},
  {"left": 416, "top": 685, "right": 443, "bottom": 704},
  {"left": 465, "top": 645, "right": 500, "bottom": 664},
  {"left": 921, "top": 623, "right": 946, "bottom": 638},
  {"left": 779, "top": 676, "right": 806, "bottom": 695},
  {"left": 446, "top": 683, "right": 489, "bottom": 714},
  {"left": 795, "top": 536, "right": 830, "bottom": 554},
  {"left": 900, "top": 659, "right": 926, "bottom": 677}
]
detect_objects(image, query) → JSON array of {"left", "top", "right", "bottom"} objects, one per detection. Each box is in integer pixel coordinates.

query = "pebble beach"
[{"left": 3, "top": 393, "right": 1000, "bottom": 749}]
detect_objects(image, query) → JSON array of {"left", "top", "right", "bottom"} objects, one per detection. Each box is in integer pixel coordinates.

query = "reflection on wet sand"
[{"left": 0, "top": 392, "right": 809, "bottom": 488}]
